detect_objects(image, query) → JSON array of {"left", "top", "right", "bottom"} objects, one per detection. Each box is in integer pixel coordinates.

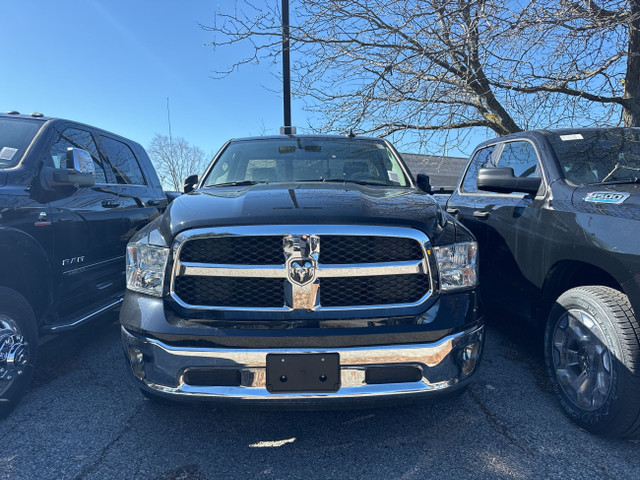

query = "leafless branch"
[
  {"left": 148, "top": 135, "right": 207, "bottom": 191},
  {"left": 202, "top": 0, "right": 640, "bottom": 151}
]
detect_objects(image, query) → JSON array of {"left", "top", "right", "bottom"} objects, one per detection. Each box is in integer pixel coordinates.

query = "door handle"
[
  {"left": 101, "top": 200, "right": 121, "bottom": 208},
  {"left": 147, "top": 199, "right": 161, "bottom": 206},
  {"left": 446, "top": 208, "right": 459, "bottom": 215},
  {"left": 473, "top": 210, "right": 490, "bottom": 219}
]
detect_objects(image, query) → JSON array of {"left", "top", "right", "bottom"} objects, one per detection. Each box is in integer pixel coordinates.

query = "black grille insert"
[
  {"left": 183, "top": 368, "right": 242, "bottom": 386},
  {"left": 320, "top": 274, "right": 429, "bottom": 307},
  {"left": 319, "top": 236, "right": 423, "bottom": 264},
  {"left": 365, "top": 366, "right": 422, "bottom": 384},
  {"left": 174, "top": 277, "right": 284, "bottom": 308},
  {"left": 180, "top": 236, "right": 283, "bottom": 265}
]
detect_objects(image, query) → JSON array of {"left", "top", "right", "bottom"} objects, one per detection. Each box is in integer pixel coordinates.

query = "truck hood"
[
  {"left": 154, "top": 182, "right": 457, "bottom": 245},
  {"left": 571, "top": 183, "right": 640, "bottom": 221}
]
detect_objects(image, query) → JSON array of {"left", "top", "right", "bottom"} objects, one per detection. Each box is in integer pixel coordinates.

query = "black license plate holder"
[{"left": 266, "top": 353, "right": 340, "bottom": 393}]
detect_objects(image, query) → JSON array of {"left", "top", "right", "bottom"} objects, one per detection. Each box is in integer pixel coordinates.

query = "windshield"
[
  {"left": 203, "top": 137, "right": 411, "bottom": 187},
  {"left": 547, "top": 129, "right": 640, "bottom": 185},
  {"left": 0, "top": 118, "right": 43, "bottom": 169}
]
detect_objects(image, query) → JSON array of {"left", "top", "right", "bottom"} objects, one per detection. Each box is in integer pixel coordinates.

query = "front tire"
[
  {"left": 0, "top": 287, "right": 38, "bottom": 418},
  {"left": 544, "top": 286, "right": 640, "bottom": 437}
]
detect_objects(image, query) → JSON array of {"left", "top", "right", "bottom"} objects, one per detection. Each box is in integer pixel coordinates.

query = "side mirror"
[
  {"left": 183, "top": 174, "right": 199, "bottom": 193},
  {"left": 66, "top": 147, "right": 96, "bottom": 175},
  {"left": 41, "top": 148, "right": 96, "bottom": 189},
  {"left": 477, "top": 167, "right": 541, "bottom": 194},
  {"left": 416, "top": 173, "right": 433, "bottom": 194}
]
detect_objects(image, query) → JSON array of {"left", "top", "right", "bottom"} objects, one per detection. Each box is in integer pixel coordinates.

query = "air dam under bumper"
[{"left": 121, "top": 324, "right": 484, "bottom": 406}]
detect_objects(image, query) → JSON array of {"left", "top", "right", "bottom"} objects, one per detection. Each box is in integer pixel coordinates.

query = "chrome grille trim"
[
  {"left": 170, "top": 225, "right": 433, "bottom": 312},
  {"left": 177, "top": 260, "right": 425, "bottom": 278},
  {"left": 178, "top": 263, "right": 286, "bottom": 278}
]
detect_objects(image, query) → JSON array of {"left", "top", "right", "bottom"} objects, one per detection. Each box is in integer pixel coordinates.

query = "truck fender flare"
[
  {"left": 541, "top": 248, "right": 635, "bottom": 317},
  {"left": 0, "top": 226, "right": 53, "bottom": 322}
]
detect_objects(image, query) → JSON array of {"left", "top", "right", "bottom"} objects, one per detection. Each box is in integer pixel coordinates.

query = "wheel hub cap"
[
  {"left": 0, "top": 329, "right": 29, "bottom": 381},
  {"left": 552, "top": 309, "right": 612, "bottom": 412},
  {"left": 0, "top": 312, "right": 30, "bottom": 399}
]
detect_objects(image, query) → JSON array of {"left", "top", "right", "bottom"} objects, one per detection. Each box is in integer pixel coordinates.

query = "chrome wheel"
[
  {"left": 0, "top": 314, "right": 30, "bottom": 397},
  {"left": 552, "top": 308, "right": 613, "bottom": 412}
]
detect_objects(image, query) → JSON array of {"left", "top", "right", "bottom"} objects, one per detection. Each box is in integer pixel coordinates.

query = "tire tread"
[{"left": 547, "top": 286, "right": 640, "bottom": 438}]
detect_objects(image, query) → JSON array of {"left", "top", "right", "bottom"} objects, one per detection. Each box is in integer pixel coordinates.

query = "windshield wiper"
[
  {"left": 592, "top": 178, "right": 640, "bottom": 186},
  {"left": 297, "top": 178, "right": 389, "bottom": 186},
  {"left": 208, "top": 180, "right": 261, "bottom": 187}
]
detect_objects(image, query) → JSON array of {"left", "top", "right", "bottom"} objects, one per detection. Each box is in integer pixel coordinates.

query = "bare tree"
[
  {"left": 505, "top": 1, "right": 640, "bottom": 126},
  {"left": 148, "top": 134, "right": 207, "bottom": 191},
  {"left": 203, "top": 0, "right": 640, "bottom": 149}
]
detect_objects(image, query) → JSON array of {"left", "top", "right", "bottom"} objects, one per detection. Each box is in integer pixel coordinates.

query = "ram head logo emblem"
[{"left": 287, "top": 258, "right": 317, "bottom": 286}]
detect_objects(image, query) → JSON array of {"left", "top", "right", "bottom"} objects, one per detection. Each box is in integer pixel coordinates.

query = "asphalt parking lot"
[{"left": 2, "top": 312, "right": 639, "bottom": 480}]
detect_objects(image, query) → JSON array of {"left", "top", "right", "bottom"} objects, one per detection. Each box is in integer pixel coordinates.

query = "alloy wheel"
[{"left": 552, "top": 308, "right": 613, "bottom": 412}]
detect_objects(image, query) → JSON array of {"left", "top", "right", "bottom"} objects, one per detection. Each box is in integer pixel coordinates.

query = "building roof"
[{"left": 400, "top": 153, "right": 468, "bottom": 188}]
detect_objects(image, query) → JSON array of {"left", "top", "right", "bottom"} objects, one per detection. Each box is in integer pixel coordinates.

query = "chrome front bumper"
[{"left": 122, "top": 323, "right": 484, "bottom": 405}]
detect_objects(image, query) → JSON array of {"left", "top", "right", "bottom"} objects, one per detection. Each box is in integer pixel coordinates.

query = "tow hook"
[{"left": 0, "top": 330, "right": 29, "bottom": 380}]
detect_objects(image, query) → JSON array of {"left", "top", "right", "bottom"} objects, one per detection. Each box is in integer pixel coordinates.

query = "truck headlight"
[
  {"left": 434, "top": 242, "right": 478, "bottom": 291},
  {"left": 126, "top": 237, "right": 169, "bottom": 297}
]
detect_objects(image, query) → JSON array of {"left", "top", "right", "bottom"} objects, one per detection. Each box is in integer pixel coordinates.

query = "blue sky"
[
  {"left": 0, "top": 1, "right": 475, "bottom": 160},
  {"left": 0, "top": 1, "right": 309, "bottom": 158}
]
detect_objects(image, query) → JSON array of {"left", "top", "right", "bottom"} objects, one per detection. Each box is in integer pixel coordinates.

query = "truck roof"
[
  {"left": 0, "top": 112, "right": 144, "bottom": 151},
  {"left": 477, "top": 126, "right": 640, "bottom": 148},
  {"left": 227, "top": 134, "right": 388, "bottom": 143}
]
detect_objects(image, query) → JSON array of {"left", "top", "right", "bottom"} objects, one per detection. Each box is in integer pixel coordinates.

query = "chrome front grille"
[{"left": 170, "top": 225, "right": 433, "bottom": 311}]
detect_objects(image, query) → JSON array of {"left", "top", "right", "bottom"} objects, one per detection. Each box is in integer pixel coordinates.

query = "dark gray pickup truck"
[
  {"left": 447, "top": 128, "right": 640, "bottom": 438},
  {"left": 120, "top": 134, "right": 483, "bottom": 407}
]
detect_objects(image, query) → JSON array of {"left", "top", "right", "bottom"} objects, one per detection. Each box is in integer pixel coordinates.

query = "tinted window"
[
  {"left": 47, "top": 127, "right": 108, "bottom": 183},
  {"left": 497, "top": 141, "right": 540, "bottom": 178},
  {"left": 100, "top": 136, "right": 146, "bottom": 185},
  {"left": 547, "top": 129, "right": 640, "bottom": 184},
  {"left": 0, "top": 118, "right": 43, "bottom": 169},
  {"left": 203, "top": 138, "right": 410, "bottom": 187},
  {"left": 461, "top": 146, "right": 497, "bottom": 193}
]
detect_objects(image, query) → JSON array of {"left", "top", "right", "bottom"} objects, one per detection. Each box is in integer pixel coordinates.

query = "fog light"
[
  {"left": 460, "top": 342, "right": 481, "bottom": 376},
  {"left": 128, "top": 347, "right": 145, "bottom": 379}
]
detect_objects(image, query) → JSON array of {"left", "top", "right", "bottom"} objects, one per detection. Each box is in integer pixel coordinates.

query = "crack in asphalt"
[
  {"left": 467, "top": 387, "right": 537, "bottom": 458},
  {"left": 73, "top": 403, "right": 144, "bottom": 480}
]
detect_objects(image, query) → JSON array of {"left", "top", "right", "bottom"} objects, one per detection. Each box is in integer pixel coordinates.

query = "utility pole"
[
  {"left": 281, "top": 0, "right": 293, "bottom": 134},
  {"left": 166, "top": 97, "right": 173, "bottom": 145}
]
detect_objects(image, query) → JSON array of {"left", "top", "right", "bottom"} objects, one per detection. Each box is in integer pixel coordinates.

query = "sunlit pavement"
[{"left": 1, "top": 312, "right": 639, "bottom": 480}]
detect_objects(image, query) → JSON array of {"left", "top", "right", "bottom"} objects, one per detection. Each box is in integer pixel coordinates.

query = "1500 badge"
[{"left": 584, "top": 192, "right": 630, "bottom": 204}]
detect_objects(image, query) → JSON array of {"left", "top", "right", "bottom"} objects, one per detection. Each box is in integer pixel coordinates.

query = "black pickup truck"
[
  {"left": 0, "top": 112, "right": 167, "bottom": 416},
  {"left": 447, "top": 128, "right": 640, "bottom": 437},
  {"left": 120, "top": 134, "right": 483, "bottom": 407}
]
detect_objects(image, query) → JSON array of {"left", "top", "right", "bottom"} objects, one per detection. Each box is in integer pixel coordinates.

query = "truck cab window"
[
  {"left": 461, "top": 145, "right": 497, "bottom": 193},
  {"left": 100, "top": 136, "right": 146, "bottom": 185},
  {"left": 48, "top": 128, "right": 107, "bottom": 183},
  {"left": 496, "top": 141, "right": 541, "bottom": 178}
]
